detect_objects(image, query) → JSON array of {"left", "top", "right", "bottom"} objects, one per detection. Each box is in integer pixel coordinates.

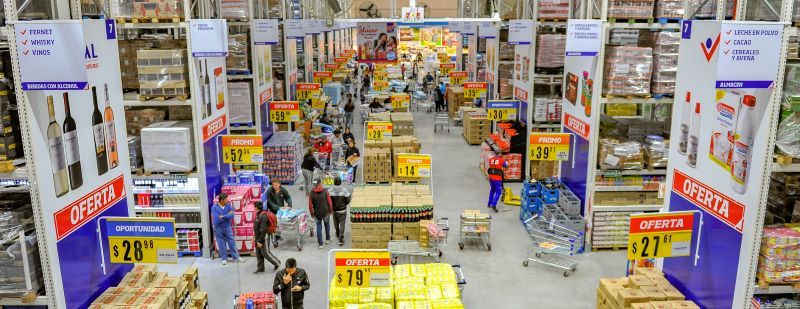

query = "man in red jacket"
[
  {"left": 308, "top": 179, "right": 333, "bottom": 249},
  {"left": 487, "top": 155, "right": 508, "bottom": 213}
]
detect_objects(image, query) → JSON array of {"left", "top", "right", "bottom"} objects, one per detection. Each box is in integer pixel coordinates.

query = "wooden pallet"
[
  {"left": 607, "top": 17, "right": 655, "bottom": 24},
  {"left": 392, "top": 178, "right": 421, "bottom": 184},
  {"left": 139, "top": 95, "right": 189, "bottom": 102},
  {"left": 537, "top": 18, "right": 568, "bottom": 23},
  {"left": 116, "top": 16, "right": 184, "bottom": 24},
  {"left": 604, "top": 93, "right": 652, "bottom": 100},
  {"left": 364, "top": 181, "right": 391, "bottom": 184},
  {"left": 0, "top": 290, "right": 40, "bottom": 304}
]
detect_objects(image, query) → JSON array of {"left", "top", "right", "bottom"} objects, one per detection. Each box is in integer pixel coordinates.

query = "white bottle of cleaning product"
[
  {"left": 688, "top": 102, "right": 701, "bottom": 167},
  {"left": 679, "top": 91, "right": 691, "bottom": 155},
  {"left": 731, "top": 95, "right": 757, "bottom": 194}
]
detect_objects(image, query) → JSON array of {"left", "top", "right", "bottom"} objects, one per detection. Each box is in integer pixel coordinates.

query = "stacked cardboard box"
[
  {"left": 594, "top": 191, "right": 663, "bottom": 206},
  {"left": 138, "top": 49, "right": 190, "bottom": 98},
  {"left": 650, "top": 32, "right": 680, "bottom": 95},
  {"left": 603, "top": 46, "right": 653, "bottom": 96},
  {"left": 463, "top": 109, "right": 491, "bottom": 145},
  {"left": 363, "top": 147, "right": 392, "bottom": 182},
  {"left": 446, "top": 87, "right": 473, "bottom": 118},
  {"left": 655, "top": 0, "right": 685, "bottom": 18},
  {"left": 119, "top": 39, "right": 153, "bottom": 90},
  {"left": 89, "top": 264, "right": 205, "bottom": 309},
  {"left": 536, "top": 34, "right": 567, "bottom": 68},
  {"left": 263, "top": 132, "right": 303, "bottom": 183},
  {"left": 141, "top": 121, "right": 195, "bottom": 172},
  {"left": 349, "top": 184, "right": 435, "bottom": 248},
  {"left": 351, "top": 222, "right": 392, "bottom": 249},
  {"left": 219, "top": 183, "right": 262, "bottom": 255},
  {"left": 227, "top": 33, "right": 249, "bottom": 72},
  {"left": 228, "top": 82, "right": 254, "bottom": 124},
  {"left": 530, "top": 160, "right": 558, "bottom": 179},
  {"left": 123, "top": 0, "right": 184, "bottom": 19},
  {"left": 538, "top": 0, "right": 570, "bottom": 19},
  {"left": 125, "top": 108, "right": 166, "bottom": 136},
  {"left": 596, "top": 268, "right": 698, "bottom": 309},
  {"left": 390, "top": 112, "right": 414, "bottom": 136},
  {"left": 222, "top": 0, "right": 249, "bottom": 19},
  {"left": 608, "top": 0, "right": 655, "bottom": 19}
]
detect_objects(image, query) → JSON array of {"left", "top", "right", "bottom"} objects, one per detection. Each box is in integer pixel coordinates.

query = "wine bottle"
[
  {"left": 204, "top": 59, "right": 212, "bottom": 117},
  {"left": 92, "top": 86, "right": 109, "bottom": 175},
  {"left": 47, "top": 95, "right": 69, "bottom": 197},
  {"left": 62, "top": 93, "right": 82, "bottom": 190},
  {"left": 103, "top": 84, "right": 119, "bottom": 169},
  {"left": 197, "top": 60, "right": 207, "bottom": 118}
]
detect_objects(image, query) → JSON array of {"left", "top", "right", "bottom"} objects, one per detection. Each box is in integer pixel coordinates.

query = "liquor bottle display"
[
  {"left": 62, "top": 92, "right": 82, "bottom": 190},
  {"left": 197, "top": 59, "right": 207, "bottom": 118},
  {"left": 47, "top": 95, "right": 69, "bottom": 197},
  {"left": 92, "top": 86, "right": 109, "bottom": 176},
  {"left": 103, "top": 84, "right": 119, "bottom": 169},
  {"left": 214, "top": 66, "right": 225, "bottom": 111},
  {"left": 203, "top": 59, "right": 212, "bottom": 117}
]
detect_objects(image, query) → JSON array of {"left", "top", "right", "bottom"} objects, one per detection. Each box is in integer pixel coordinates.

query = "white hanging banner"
[
  {"left": 462, "top": 22, "right": 477, "bottom": 36},
  {"left": 285, "top": 19, "right": 305, "bottom": 39},
  {"left": 508, "top": 20, "right": 535, "bottom": 45},
  {"left": 189, "top": 19, "right": 229, "bottom": 57},
  {"left": 15, "top": 21, "right": 88, "bottom": 90},
  {"left": 715, "top": 23, "right": 783, "bottom": 88},
  {"left": 448, "top": 21, "right": 462, "bottom": 33},
  {"left": 565, "top": 20, "right": 602, "bottom": 56},
  {"left": 479, "top": 21, "right": 498, "bottom": 38},
  {"left": 252, "top": 19, "right": 280, "bottom": 45}
]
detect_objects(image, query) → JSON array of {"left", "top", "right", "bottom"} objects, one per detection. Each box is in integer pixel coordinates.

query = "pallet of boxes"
[
  {"left": 446, "top": 86, "right": 474, "bottom": 119},
  {"left": 363, "top": 139, "right": 393, "bottom": 183},
  {"left": 391, "top": 112, "right": 414, "bottom": 136},
  {"left": 349, "top": 183, "right": 434, "bottom": 249},
  {"left": 597, "top": 267, "right": 699, "bottom": 309},
  {"left": 89, "top": 265, "right": 207, "bottom": 309},
  {"left": 462, "top": 107, "right": 491, "bottom": 145},
  {"left": 391, "top": 136, "right": 423, "bottom": 183}
]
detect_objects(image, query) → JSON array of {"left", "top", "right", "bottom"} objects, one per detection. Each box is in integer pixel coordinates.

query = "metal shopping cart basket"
[
  {"left": 522, "top": 214, "right": 582, "bottom": 276},
  {"left": 276, "top": 209, "right": 310, "bottom": 251},
  {"left": 434, "top": 113, "right": 450, "bottom": 133},
  {"left": 387, "top": 218, "right": 449, "bottom": 264},
  {"left": 459, "top": 212, "right": 491, "bottom": 250}
]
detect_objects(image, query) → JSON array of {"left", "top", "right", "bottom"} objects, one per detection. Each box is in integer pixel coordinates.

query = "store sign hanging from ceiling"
[
  {"left": 508, "top": 20, "right": 534, "bottom": 45},
  {"left": 14, "top": 21, "right": 89, "bottom": 90},
  {"left": 189, "top": 19, "right": 229, "bottom": 57},
  {"left": 252, "top": 19, "right": 280, "bottom": 45}
]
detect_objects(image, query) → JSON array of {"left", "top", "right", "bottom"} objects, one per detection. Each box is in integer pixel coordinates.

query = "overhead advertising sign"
[
  {"left": 313, "top": 71, "right": 333, "bottom": 85},
  {"left": 105, "top": 217, "right": 178, "bottom": 264},
  {"left": 357, "top": 22, "right": 399, "bottom": 62},
  {"left": 478, "top": 21, "right": 498, "bottom": 38},
  {"left": 529, "top": 133, "right": 571, "bottom": 161},
  {"left": 189, "top": 19, "right": 229, "bottom": 57},
  {"left": 663, "top": 20, "right": 783, "bottom": 309},
  {"left": 297, "top": 83, "right": 322, "bottom": 109},
  {"left": 508, "top": 19, "right": 534, "bottom": 45},
  {"left": 15, "top": 21, "right": 88, "bottom": 90},
  {"left": 252, "top": 19, "right": 280, "bottom": 45},
  {"left": 269, "top": 101, "right": 300, "bottom": 122},
  {"left": 285, "top": 19, "right": 305, "bottom": 39},
  {"left": 373, "top": 80, "right": 388, "bottom": 92},
  {"left": 449, "top": 71, "right": 468, "bottom": 86},
  {"left": 334, "top": 251, "right": 391, "bottom": 287},
  {"left": 397, "top": 153, "right": 431, "bottom": 178},
  {"left": 221, "top": 135, "right": 264, "bottom": 164},
  {"left": 628, "top": 212, "right": 694, "bottom": 260},
  {"left": 366, "top": 121, "right": 393, "bottom": 140},
  {"left": 439, "top": 63, "right": 455, "bottom": 75},
  {"left": 23, "top": 20, "right": 135, "bottom": 308},
  {"left": 390, "top": 93, "right": 410, "bottom": 109},
  {"left": 565, "top": 20, "right": 602, "bottom": 56},
  {"left": 486, "top": 100, "right": 518, "bottom": 121}
]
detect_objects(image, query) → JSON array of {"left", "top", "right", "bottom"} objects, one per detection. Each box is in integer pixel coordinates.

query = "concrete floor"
[{"left": 161, "top": 106, "right": 627, "bottom": 308}]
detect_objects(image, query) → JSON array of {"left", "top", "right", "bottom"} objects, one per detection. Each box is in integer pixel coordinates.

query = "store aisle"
[{"left": 161, "top": 107, "right": 626, "bottom": 308}]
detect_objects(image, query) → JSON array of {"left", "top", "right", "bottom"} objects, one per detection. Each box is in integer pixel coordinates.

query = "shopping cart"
[
  {"left": 458, "top": 212, "right": 491, "bottom": 250},
  {"left": 275, "top": 209, "right": 310, "bottom": 251},
  {"left": 434, "top": 113, "right": 450, "bottom": 133},
  {"left": 388, "top": 218, "right": 449, "bottom": 264},
  {"left": 522, "top": 214, "right": 582, "bottom": 277}
]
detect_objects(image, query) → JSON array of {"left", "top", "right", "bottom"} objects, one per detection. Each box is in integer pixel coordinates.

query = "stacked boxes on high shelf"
[
  {"left": 222, "top": 0, "right": 250, "bottom": 19},
  {"left": 0, "top": 87, "right": 17, "bottom": 163},
  {"left": 227, "top": 33, "right": 250, "bottom": 72},
  {"left": 603, "top": 46, "right": 653, "bottom": 97},
  {"left": 536, "top": 34, "right": 566, "bottom": 70},
  {"left": 596, "top": 267, "right": 699, "bottom": 309},
  {"left": 608, "top": 0, "right": 655, "bottom": 19},
  {"left": 137, "top": 49, "right": 190, "bottom": 98},
  {"left": 349, "top": 183, "right": 434, "bottom": 249},
  {"left": 463, "top": 108, "right": 491, "bottom": 145},
  {"left": 117, "top": 0, "right": 184, "bottom": 19},
  {"left": 766, "top": 173, "right": 800, "bottom": 224},
  {"left": 644, "top": 31, "right": 680, "bottom": 95},
  {"left": 655, "top": 0, "right": 685, "bottom": 19},
  {"left": 228, "top": 82, "right": 254, "bottom": 125},
  {"left": 538, "top": 0, "right": 569, "bottom": 19},
  {"left": 89, "top": 265, "right": 207, "bottom": 309},
  {"left": 140, "top": 121, "right": 195, "bottom": 173},
  {"left": 263, "top": 132, "right": 303, "bottom": 184},
  {"left": 119, "top": 36, "right": 187, "bottom": 91}
]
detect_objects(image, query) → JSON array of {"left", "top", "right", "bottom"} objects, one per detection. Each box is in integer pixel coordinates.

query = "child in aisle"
[
  {"left": 211, "top": 193, "right": 243, "bottom": 264},
  {"left": 308, "top": 179, "right": 333, "bottom": 248}
]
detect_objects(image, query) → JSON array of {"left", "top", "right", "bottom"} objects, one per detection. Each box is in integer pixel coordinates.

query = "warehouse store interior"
[{"left": 0, "top": 0, "right": 797, "bottom": 309}]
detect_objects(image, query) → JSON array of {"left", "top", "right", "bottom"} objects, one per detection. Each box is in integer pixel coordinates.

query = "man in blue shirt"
[{"left": 212, "top": 193, "right": 243, "bottom": 265}]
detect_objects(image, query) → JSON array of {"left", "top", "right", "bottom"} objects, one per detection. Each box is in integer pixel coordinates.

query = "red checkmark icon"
[
  {"left": 19, "top": 29, "right": 26, "bottom": 35},
  {"left": 723, "top": 50, "right": 730, "bottom": 54},
  {"left": 726, "top": 30, "right": 732, "bottom": 35},
  {"left": 725, "top": 40, "right": 730, "bottom": 44},
  {"left": 21, "top": 40, "right": 27, "bottom": 45},
  {"left": 22, "top": 50, "right": 29, "bottom": 55}
]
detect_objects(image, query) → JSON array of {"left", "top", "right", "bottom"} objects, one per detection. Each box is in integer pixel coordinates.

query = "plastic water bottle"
[
  {"left": 731, "top": 95, "right": 756, "bottom": 194},
  {"left": 687, "top": 102, "right": 701, "bottom": 167},
  {"left": 679, "top": 91, "right": 691, "bottom": 154}
]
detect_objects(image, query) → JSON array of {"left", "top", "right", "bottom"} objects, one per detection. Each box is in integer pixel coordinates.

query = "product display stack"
[
  {"left": 263, "top": 131, "right": 304, "bottom": 184},
  {"left": 89, "top": 265, "right": 207, "bottom": 309},
  {"left": 364, "top": 138, "right": 393, "bottom": 183},
  {"left": 349, "top": 183, "right": 434, "bottom": 249},
  {"left": 481, "top": 122, "right": 525, "bottom": 181},
  {"left": 607, "top": 0, "right": 655, "bottom": 19},
  {"left": 603, "top": 46, "right": 653, "bottom": 97},
  {"left": 226, "top": 33, "right": 250, "bottom": 73},
  {"left": 462, "top": 108, "right": 491, "bottom": 145},
  {"left": 140, "top": 121, "right": 196, "bottom": 173},
  {"left": 536, "top": 34, "right": 567, "bottom": 71},
  {"left": 597, "top": 267, "right": 699, "bottom": 309},
  {"left": 391, "top": 113, "right": 414, "bottom": 136},
  {"left": 655, "top": 0, "right": 685, "bottom": 19},
  {"left": 537, "top": 0, "right": 570, "bottom": 19},
  {"left": 228, "top": 82, "right": 254, "bottom": 125},
  {"left": 137, "top": 49, "right": 190, "bottom": 99},
  {"left": 446, "top": 87, "right": 473, "bottom": 119},
  {"left": 234, "top": 291, "right": 277, "bottom": 309},
  {"left": 648, "top": 32, "right": 680, "bottom": 95},
  {"left": 218, "top": 172, "right": 268, "bottom": 256}
]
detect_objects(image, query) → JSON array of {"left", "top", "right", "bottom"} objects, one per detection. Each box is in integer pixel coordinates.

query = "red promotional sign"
[
  {"left": 514, "top": 87, "right": 528, "bottom": 101},
  {"left": 564, "top": 113, "right": 590, "bottom": 140},
  {"left": 672, "top": 170, "right": 745, "bottom": 232},
  {"left": 325, "top": 63, "right": 339, "bottom": 70},
  {"left": 54, "top": 175, "right": 127, "bottom": 240},
  {"left": 259, "top": 88, "right": 273, "bottom": 106},
  {"left": 629, "top": 213, "right": 694, "bottom": 234},
  {"left": 202, "top": 114, "right": 227, "bottom": 142}
]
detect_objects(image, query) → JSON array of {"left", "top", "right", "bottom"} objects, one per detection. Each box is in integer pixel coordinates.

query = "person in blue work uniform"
[
  {"left": 487, "top": 155, "right": 507, "bottom": 213},
  {"left": 212, "top": 193, "right": 243, "bottom": 265}
]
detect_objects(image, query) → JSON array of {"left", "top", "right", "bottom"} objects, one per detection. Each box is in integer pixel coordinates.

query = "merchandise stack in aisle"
[
  {"left": 263, "top": 131, "right": 304, "bottom": 184},
  {"left": 234, "top": 291, "right": 277, "bottom": 309},
  {"left": 596, "top": 267, "right": 699, "bottom": 309},
  {"left": 362, "top": 134, "right": 422, "bottom": 183},
  {"left": 89, "top": 265, "right": 207, "bottom": 309},
  {"left": 349, "top": 183, "right": 434, "bottom": 249},
  {"left": 329, "top": 263, "right": 464, "bottom": 309},
  {"left": 480, "top": 122, "right": 524, "bottom": 181},
  {"left": 215, "top": 171, "right": 269, "bottom": 256},
  {"left": 519, "top": 178, "right": 585, "bottom": 251}
]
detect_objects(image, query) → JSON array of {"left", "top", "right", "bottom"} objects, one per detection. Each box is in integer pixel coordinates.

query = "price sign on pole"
[
  {"left": 374, "top": 70, "right": 388, "bottom": 82},
  {"left": 334, "top": 57, "right": 348, "bottom": 68},
  {"left": 463, "top": 82, "right": 488, "bottom": 98},
  {"left": 334, "top": 251, "right": 391, "bottom": 287},
  {"left": 390, "top": 93, "right": 410, "bottom": 109},
  {"left": 297, "top": 83, "right": 322, "bottom": 109},
  {"left": 439, "top": 63, "right": 455, "bottom": 76},
  {"left": 269, "top": 101, "right": 300, "bottom": 122},
  {"left": 221, "top": 135, "right": 264, "bottom": 164},
  {"left": 449, "top": 71, "right": 468, "bottom": 86},
  {"left": 325, "top": 63, "right": 339, "bottom": 70},
  {"left": 438, "top": 52, "right": 450, "bottom": 63},
  {"left": 486, "top": 100, "right": 518, "bottom": 120},
  {"left": 105, "top": 218, "right": 177, "bottom": 264},
  {"left": 628, "top": 212, "right": 694, "bottom": 260},
  {"left": 396, "top": 153, "right": 431, "bottom": 178},
  {"left": 366, "top": 121, "right": 393, "bottom": 140},
  {"left": 373, "top": 81, "right": 388, "bottom": 92},
  {"left": 529, "top": 133, "right": 571, "bottom": 161},
  {"left": 313, "top": 71, "right": 333, "bottom": 85}
]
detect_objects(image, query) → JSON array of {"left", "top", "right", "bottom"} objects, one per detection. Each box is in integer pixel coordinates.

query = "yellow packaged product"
[
  {"left": 415, "top": 300, "right": 432, "bottom": 309},
  {"left": 341, "top": 287, "right": 360, "bottom": 304},
  {"left": 359, "top": 287, "right": 376, "bottom": 304},
  {"left": 346, "top": 304, "right": 360, "bottom": 309},
  {"left": 361, "top": 303, "right": 392, "bottom": 309},
  {"left": 375, "top": 287, "right": 393, "bottom": 304},
  {"left": 431, "top": 298, "right": 465, "bottom": 309},
  {"left": 440, "top": 283, "right": 460, "bottom": 299},
  {"left": 427, "top": 285, "right": 443, "bottom": 300},
  {"left": 397, "top": 301, "right": 415, "bottom": 309}
]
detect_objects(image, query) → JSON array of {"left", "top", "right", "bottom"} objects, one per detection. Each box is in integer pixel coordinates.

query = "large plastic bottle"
[
  {"left": 687, "top": 102, "right": 701, "bottom": 167},
  {"left": 679, "top": 91, "right": 691, "bottom": 154},
  {"left": 731, "top": 95, "right": 757, "bottom": 194}
]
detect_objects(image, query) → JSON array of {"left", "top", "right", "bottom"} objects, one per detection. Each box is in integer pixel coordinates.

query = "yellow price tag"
[
  {"left": 313, "top": 71, "right": 333, "bottom": 85},
  {"left": 373, "top": 81, "right": 388, "bottom": 92},
  {"left": 366, "top": 121, "right": 392, "bottom": 140},
  {"left": 334, "top": 251, "right": 391, "bottom": 287},
  {"left": 105, "top": 218, "right": 177, "bottom": 264},
  {"left": 269, "top": 101, "right": 300, "bottom": 122},
  {"left": 222, "top": 135, "right": 263, "bottom": 164},
  {"left": 449, "top": 71, "right": 468, "bottom": 86},
  {"left": 463, "top": 82, "right": 488, "bottom": 98},
  {"left": 440, "top": 63, "right": 455, "bottom": 76},
  {"left": 487, "top": 108, "right": 514, "bottom": 120},
  {"left": 438, "top": 53, "right": 449, "bottom": 62},
  {"left": 529, "top": 133, "right": 571, "bottom": 161},
  {"left": 391, "top": 93, "right": 410, "bottom": 109},
  {"left": 374, "top": 71, "right": 387, "bottom": 81},
  {"left": 396, "top": 153, "right": 431, "bottom": 178},
  {"left": 628, "top": 213, "right": 694, "bottom": 260}
]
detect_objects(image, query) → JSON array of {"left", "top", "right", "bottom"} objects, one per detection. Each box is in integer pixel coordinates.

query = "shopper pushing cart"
[{"left": 486, "top": 155, "right": 508, "bottom": 213}]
